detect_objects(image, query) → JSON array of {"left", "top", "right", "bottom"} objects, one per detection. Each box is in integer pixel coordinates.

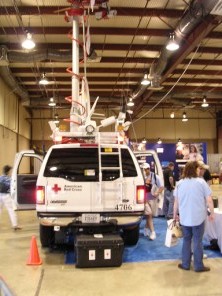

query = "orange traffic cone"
[{"left": 26, "top": 236, "right": 42, "bottom": 265}]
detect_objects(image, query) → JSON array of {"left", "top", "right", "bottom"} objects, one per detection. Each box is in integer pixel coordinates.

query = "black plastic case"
[{"left": 75, "top": 234, "right": 124, "bottom": 268}]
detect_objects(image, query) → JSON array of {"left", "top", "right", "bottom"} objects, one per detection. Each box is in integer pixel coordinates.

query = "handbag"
[
  {"left": 172, "top": 221, "right": 183, "bottom": 238},
  {"left": 165, "top": 219, "right": 181, "bottom": 247},
  {"left": 151, "top": 183, "right": 159, "bottom": 197}
]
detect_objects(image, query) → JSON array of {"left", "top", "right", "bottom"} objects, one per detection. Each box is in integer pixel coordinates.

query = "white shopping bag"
[{"left": 165, "top": 219, "right": 179, "bottom": 248}]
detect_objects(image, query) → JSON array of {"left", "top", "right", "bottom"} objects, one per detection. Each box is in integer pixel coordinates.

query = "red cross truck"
[{"left": 11, "top": 136, "right": 163, "bottom": 248}]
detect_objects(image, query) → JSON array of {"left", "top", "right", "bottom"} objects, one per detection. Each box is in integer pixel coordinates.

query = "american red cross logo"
[{"left": 52, "top": 184, "right": 61, "bottom": 193}]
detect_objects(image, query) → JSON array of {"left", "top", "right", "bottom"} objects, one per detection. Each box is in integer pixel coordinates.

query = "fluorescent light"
[
  {"left": 22, "top": 33, "right": 35, "bottom": 50},
  {"left": 166, "top": 33, "right": 179, "bottom": 51},
  {"left": 141, "top": 73, "right": 150, "bottom": 86},
  {"left": 127, "top": 98, "right": 134, "bottom": 107}
]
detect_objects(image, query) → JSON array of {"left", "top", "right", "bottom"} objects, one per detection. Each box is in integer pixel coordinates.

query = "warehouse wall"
[
  {"left": 128, "top": 109, "right": 217, "bottom": 153},
  {"left": 0, "top": 77, "right": 31, "bottom": 169}
]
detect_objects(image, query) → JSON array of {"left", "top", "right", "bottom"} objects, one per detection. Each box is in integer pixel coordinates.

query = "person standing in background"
[
  {"left": 173, "top": 161, "right": 214, "bottom": 272},
  {"left": 0, "top": 165, "right": 22, "bottom": 230},
  {"left": 163, "top": 162, "right": 175, "bottom": 219},
  {"left": 142, "top": 163, "right": 164, "bottom": 240}
]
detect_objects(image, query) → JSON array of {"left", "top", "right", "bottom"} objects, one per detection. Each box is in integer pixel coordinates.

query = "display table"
[{"left": 204, "top": 208, "right": 222, "bottom": 253}]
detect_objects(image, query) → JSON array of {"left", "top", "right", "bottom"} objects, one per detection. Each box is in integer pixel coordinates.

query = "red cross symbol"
[{"left": 52, "top": 184, "right": 61, "bottom": 193}]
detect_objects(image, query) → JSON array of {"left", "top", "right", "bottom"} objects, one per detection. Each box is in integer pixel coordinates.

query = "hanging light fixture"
[
  {"left": 48, "top": 97, "right": 56, "bottom": 107},
  {"left": 182, "top": 112, "right": 188, "bottom": 122},
  {"left": 22, "top": 32, "right": 36, "bottom": 50},
  {"left": 53, "top": 113, "right": 60, "bottom": 124},
  {"left": 127, "top": 109, "right": 133, "bottom": 115},
  {"left": 141, "top": 73, "right": 150, "bottom": 86},
  {"left": 127, "top": 98, "right": 134, "bottom": 107},
  {"left": 39, "top": 73, "right": 49, "bottom": 85},
  {"left": 170, "top": 111, "right": 175, "bottom": 118},
  {"left": 166, "top": 33, "right": 179, "bottom": 51},
  {"left": 201, "top": 96, "right": 209, "bottom": 108},
  {"left": 157, "top": 138, "right": 162, "bottom": 144}
]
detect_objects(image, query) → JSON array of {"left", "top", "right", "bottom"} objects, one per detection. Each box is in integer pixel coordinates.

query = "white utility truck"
[{"left": 11, "top": 144, "right": 163, "bottom": 247}]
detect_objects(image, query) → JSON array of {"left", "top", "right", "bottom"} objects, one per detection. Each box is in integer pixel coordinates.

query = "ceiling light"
[
  {"left": 39, "top": 73, "right": 49, "bottom": 85},
  {"left": 53, "top": 113, "right": 59, "bottom": 124},
  {"left": 142, "top": 138, "right": 147, "bottom": 144},
  {"left": 127, "top": 98, "right": 134, "bottom": 107},
  {"left": 170, "top": 111, "right": 175, "bottom": 118},
  {"left": 166, "top": 33, "right": 179, "bottom": 51},
  {"left": 182, "top": 112, "right": 188, "bottom": 122},
  {"left": 157, "top": 138, "right": 162, "bottom": 144},
  {"left": 141, "top": 73, "right": 150, "bottom": 86},
  {"left": 48, "top": 97, "right": 56, "bottom": 107},
  {"left": 201, "top": 96, "right": 209, "bottom": 108},
  {"left": 127, "top": 109, "right": 133, "bottom": 115},
  {"left": 22, "top": 33, "right": 36, "bottom": 50}
]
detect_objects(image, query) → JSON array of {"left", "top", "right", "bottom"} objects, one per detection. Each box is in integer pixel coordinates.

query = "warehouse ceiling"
[{"left": 1, "top": 0, "right": 222, "bottom": 119}]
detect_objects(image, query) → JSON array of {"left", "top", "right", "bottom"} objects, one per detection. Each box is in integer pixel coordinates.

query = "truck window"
[
  {"left": 43, "top": 147, "right": 137, "bottom": 181},
  {"left": 17, "top": 155, "right": 42, "bottom": 174}
]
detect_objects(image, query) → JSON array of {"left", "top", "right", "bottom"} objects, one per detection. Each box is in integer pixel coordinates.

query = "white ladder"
[{"left": 97, "top": 132, "right": 123, "bottom": 204}]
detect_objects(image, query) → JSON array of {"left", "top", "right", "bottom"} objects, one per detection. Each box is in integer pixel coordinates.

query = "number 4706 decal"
[{"left": 115, "top": 204, "right": 133, "bottom": 211}]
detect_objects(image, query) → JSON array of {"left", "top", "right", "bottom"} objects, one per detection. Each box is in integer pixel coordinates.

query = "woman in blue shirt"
[{"left": 173, "top": 161, "right": 214, "bottom": 272}]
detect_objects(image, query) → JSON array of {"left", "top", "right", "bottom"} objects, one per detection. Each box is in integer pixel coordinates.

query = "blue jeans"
[
  {"left": 163, "top": 189, "right": 174, "bottom": 218},
  {"left": 181, "top": 221, "right": 205, "bottom": 271}
]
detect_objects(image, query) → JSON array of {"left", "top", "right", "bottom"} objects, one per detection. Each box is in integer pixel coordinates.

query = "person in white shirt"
[
  {"left": 142, "top": 163, "right": 164, "bottom": 240},
  {"left": 0, "top": 165, "right": 22, "bottom": 230}
]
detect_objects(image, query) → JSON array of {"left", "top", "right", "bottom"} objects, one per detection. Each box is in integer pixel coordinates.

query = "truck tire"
[
  {"left": 122, "top": 225, "right": 140, "bottom": 246},
  {"left": 40, "top": 225, "right": 55, "bottom": 247}
]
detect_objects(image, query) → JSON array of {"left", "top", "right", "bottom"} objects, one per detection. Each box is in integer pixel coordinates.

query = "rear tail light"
[
  {"left": 36, "top": 186, "right": 45, "bottom": 204},
  {"left": 136, "top": 185, "right": 146, "bottom": 204}
]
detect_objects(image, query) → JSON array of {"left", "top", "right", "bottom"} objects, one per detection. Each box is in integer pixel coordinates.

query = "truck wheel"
[
  {"left": 40, "top": 225, "right": 55, "bottom": 247},
  {"left": 122, "top": 225, "right": 140, "bottom": 246}
]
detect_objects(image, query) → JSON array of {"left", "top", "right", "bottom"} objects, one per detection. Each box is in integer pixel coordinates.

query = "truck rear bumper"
[{"left": 38, "top": 212, "right": 143, "bottom": 228}]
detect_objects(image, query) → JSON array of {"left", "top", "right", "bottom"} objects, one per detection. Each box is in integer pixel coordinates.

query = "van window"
[{"left": 43, "top": 147, "right": 137, "bottom": 181}]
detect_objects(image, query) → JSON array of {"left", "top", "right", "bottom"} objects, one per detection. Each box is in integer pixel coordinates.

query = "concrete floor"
[{"left": 0, "top": 209, "right": 222, "bottom": 296}]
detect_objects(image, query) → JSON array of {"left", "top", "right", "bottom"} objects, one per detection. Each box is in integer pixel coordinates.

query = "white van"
[{"left": 11, "top": 135, "right": 163, "bottom": 247}]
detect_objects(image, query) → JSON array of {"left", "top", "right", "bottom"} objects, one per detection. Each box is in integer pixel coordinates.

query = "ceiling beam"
[
  {"left": 0, "top": 7, "right": 183, "bottom": 18},
  {"left": 4, "top": 42, "right": 222, "bottom": 55}
]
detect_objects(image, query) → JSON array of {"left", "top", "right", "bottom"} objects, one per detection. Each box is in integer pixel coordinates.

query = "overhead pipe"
[
  {"left": 0, "top": 46, "right": 97, "bottom": 104},
  {"left": 131, "top": 0, "right": 219, "bottom": 100},
  {"left": 154, "top": 0, "right": 218, "bottom": 76},
  {"left": 7, "top": 48, "right": 97, "bottom": 63}
]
